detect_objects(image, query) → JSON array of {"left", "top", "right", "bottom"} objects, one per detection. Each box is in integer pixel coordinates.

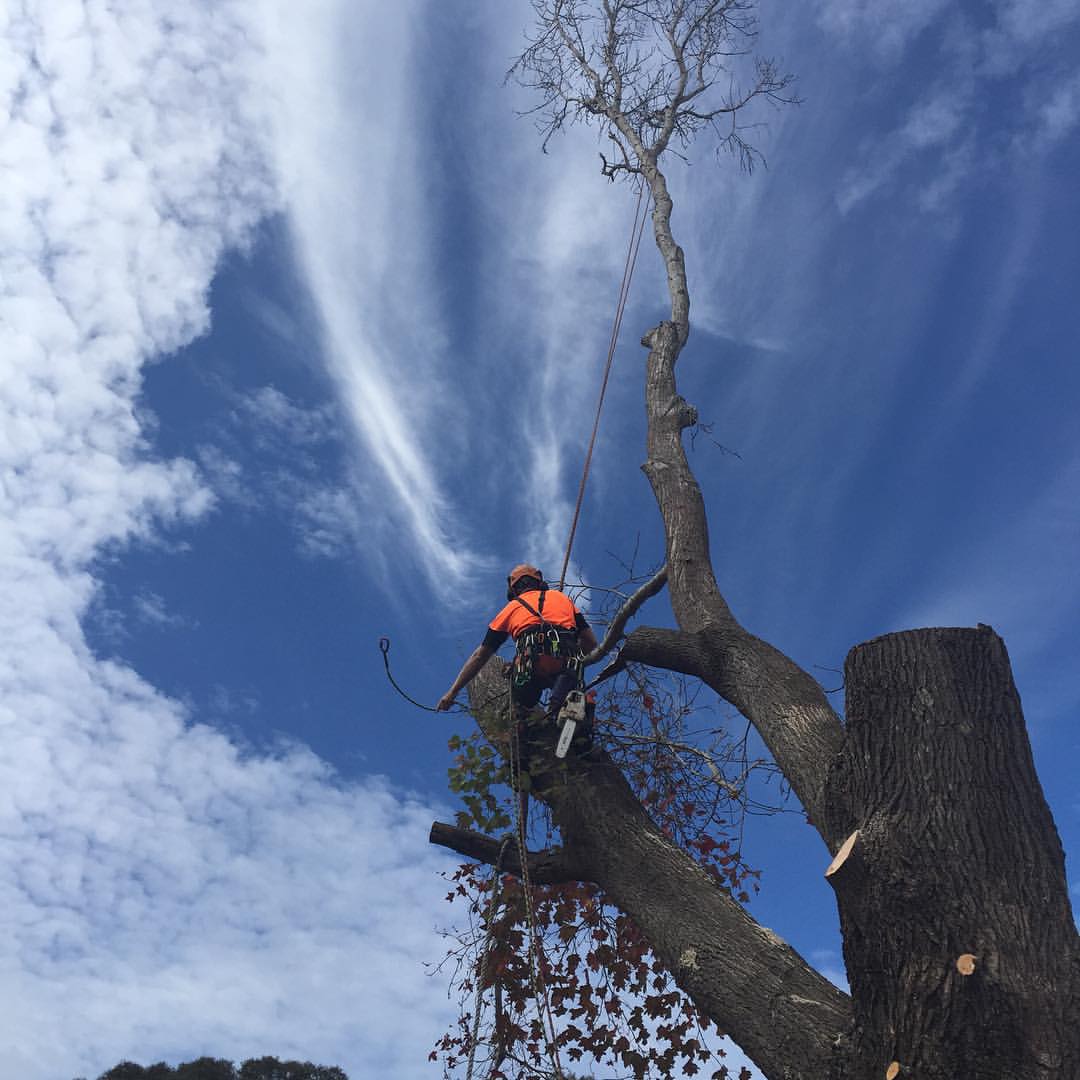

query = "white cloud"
[
  {"left": 236, "top": 386, "right": 336, "bottom": 451},
  {"left": 0, "top": 642, "right": 458, "bottom": 1079},
  {"left": 813, "top": 0, "right": 950, "bottom": 59},
  {"left": 981, "top": 0, "right": 1080, "bottom": 72},
  {"left": 0, "top": 4, "right": 461, "bottom": 1078},
  {"left": 901, "top": 95, "right": 965, "bottom": 149},
  {"left": 835, "top": 87, "right": 975, "bottom": 216},
  {"left": 821, "top": 0, "right": 1079, "bottom": 217},
  {"left": 255, "top": 1, "right": 485, "bottom": 599},
  {"left": 132, "top": 588, "right": 196, "bottom": 630},
  {"left": 1032, "top": 71, "right": 1080, "bottom": 150}
]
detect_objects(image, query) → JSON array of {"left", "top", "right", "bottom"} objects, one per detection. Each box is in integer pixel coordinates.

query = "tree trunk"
[{"left": 824, "top": 626, "right": 1080, "bottom": 1079}]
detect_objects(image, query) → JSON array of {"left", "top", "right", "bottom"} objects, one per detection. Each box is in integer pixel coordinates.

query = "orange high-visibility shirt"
[{"left": 488, "top": 589, "right": 580, "bottom": 640}]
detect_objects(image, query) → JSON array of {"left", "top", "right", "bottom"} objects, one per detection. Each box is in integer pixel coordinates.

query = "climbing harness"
[
  {"left": 508, "top": 590, "right": 585, "bottom": 705},
  {"left": 557, "top": 180, "right": 651, "bottom": 591}
]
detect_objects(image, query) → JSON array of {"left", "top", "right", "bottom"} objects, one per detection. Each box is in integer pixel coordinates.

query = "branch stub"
[
  {"left": 956, "top": 953, "right": 977, "bottom": 976},
  {"left": 825, "top": 830, "right": 860, "bottom": 879}
]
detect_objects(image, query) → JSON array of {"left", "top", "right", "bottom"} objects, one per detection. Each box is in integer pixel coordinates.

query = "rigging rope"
[
  {"left": 557, "top": 180, "right": 651, "bottom": 591},
  {"left": 378, "top": 637, "right": 456, "bottom": 713},
  {"left": 509, "top": 712, "right": 565, "bottom": 1080},
  {"left": 465, "top": 835, "right": 513, "bottom": 1080}
]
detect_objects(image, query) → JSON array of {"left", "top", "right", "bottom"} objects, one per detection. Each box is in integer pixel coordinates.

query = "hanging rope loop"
[{"left": 379, "top": 636, "right": 458, "bottom": 712}]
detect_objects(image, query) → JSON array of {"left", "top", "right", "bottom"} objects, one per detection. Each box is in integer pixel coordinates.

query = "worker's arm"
[
  {"left": 436, "top": 644, "right": 495, "bottom": 711},
  {"left": 573, "top": 611, "right": 598, "bottom": 656}
]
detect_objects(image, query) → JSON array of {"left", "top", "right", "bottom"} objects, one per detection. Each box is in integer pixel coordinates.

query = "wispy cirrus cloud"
[
  {"left": 254, "top": 2, "right": 488, "bottom": 599},
  {"left": 813, "top": 0, "right": 951, "bottom": 60},
  {"left": 258, "top": 1, "right": 660, "bottom": 597},
  {"left": 826, "top": 0, "right": 1080, "bottom": 218}
]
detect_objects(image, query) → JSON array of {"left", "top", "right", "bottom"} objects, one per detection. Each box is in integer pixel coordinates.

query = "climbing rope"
[
  {"left": 557, "top": 180, "right": 652, "bottom": 591},
  {"left": 509, "top": 711, "right": 565, "bottom": 1080},
  {"left": 379, "top": 637, "right": 467, "bottom": 713},
  {"left": 465, "top": 835, "right": 513, "bottom": 1080}
]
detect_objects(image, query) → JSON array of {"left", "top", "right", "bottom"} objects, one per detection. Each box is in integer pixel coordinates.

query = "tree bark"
[{"left": 824, "top": 626, "right": 1080, "bottom": 1079}]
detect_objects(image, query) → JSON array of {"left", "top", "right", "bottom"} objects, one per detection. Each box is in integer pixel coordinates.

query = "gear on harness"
[{"left": 507, "top": 584, "right": 586, "bottom": 721}]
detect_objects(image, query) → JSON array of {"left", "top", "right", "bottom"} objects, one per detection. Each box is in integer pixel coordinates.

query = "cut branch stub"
[
  {"left": 885, "top": 1063, "right": 900, "bottom": 1080},
  {"left": 956, "top": 954, "right": 977, "bottom": 976},
  {"left": 825, "top": 830, "right": 860, "bottom": 880}
]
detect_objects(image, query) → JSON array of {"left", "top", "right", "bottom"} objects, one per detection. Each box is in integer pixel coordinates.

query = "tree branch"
[
  {"left": 429, "top": 822, "right": 589, "bottom": 884},
  {"left": 583, "top": 563, "right": 669, "bottom": 665},
  {"left": 430, "top": 745, "right": 851, "bottom": 1080}
]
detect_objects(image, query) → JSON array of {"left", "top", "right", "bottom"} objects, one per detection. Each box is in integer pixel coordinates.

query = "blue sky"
[{"left": 2, "top": 1, "right": 1078, "bottom": 1078}]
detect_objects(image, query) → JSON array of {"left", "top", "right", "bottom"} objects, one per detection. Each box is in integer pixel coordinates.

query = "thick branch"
[
  {"left": 430, "top": 747, "right": 851, "bottom": 1079},
  {"left": 428, "top": 823, "right": 588, "bottom": 885},
  {"left": 619, "top": 623, "right": 705, "bottom": 676},
  {"left": 433, "top": 656, "right": 851, "bottom": 1078},
  {"left": 621, "top": 619, "right": 846, "bottom": 848}
]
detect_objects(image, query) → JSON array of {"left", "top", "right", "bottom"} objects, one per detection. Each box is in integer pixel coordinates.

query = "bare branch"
[
  {"left": 510, "top": 0, "right": 793, "bottom": 172},
  {"left": 429, "top": 822, "right": 590, "bottom": 884},
  {"left": 584, "top": 563, "right": 669, "bottom": 665}
]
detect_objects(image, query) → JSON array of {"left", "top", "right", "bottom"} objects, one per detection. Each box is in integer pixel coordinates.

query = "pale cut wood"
[
  {"left": 826, "top": 830, "right": 860, "bottom": 878},
  {"left": 885, "top": 1062, "right": 900, "bottom": 1080},
  {"left": 957, "top": 954, "right": 977, "bottom": 975}
]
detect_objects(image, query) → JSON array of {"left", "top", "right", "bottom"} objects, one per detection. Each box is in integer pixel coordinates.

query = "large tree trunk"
[{"left": 824, "top": 626, "right": 1080, "bottom": 1080}]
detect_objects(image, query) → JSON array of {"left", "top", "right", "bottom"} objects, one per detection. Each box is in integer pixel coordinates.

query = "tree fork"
[{"left": 824, "top": 625, "right": 1080, "bottom": 1079}]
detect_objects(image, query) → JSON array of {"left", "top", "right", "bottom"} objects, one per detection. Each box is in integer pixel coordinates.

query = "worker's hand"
[{"left": 435, "top": 692, "right": 456, "bottom": 712}]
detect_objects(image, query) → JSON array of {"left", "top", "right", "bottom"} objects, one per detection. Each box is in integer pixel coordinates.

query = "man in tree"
[
  {"left": 436, "top": 564, "right": 598, "bottom": 719},
  {"left": 437, "top": 565, "right": 600, "bottom": 835}
]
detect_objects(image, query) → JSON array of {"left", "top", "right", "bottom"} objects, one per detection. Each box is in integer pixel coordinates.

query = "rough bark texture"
[
  {"left": 627, "top": 153, "right": 848, "bottom": 853},
  {"left": 823, "top": 626, "right": 1080, "bottom": 1079},
  {"left": 546, "top": 746, "right": 851, "bottom": 1080}
]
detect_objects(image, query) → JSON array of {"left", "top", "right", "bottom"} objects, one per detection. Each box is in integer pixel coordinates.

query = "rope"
[
  {"left": 510, "top": 712, "right": 564, "bottom": 1079},
  {"left": 378, "top": 637, "right": 463, "bottom": 713},
  {"left": 557, "top": 181, "right": 651, "bottom": 591},
  {"left": 465, "top": 835, "right": 513, "bottom": 1080}
]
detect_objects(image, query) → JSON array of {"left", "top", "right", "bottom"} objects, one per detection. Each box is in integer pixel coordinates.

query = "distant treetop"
[{"left": 93, "top": 1055, "right": 348, "bottom": 1080}]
